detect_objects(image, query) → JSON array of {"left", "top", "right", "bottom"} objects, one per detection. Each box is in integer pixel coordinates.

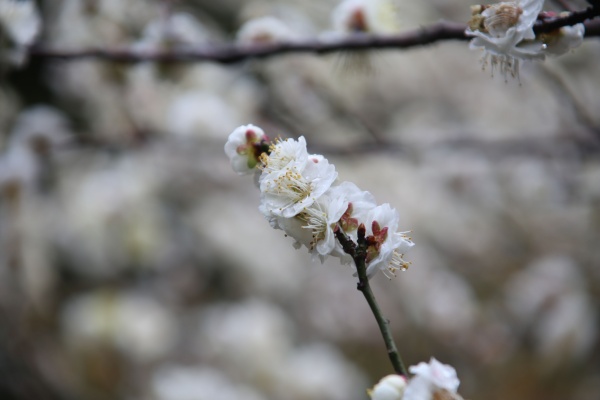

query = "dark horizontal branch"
[
  {"left": 29, "top": 21, "right": 467, "bottom": 64},
  {"left": 28, "top": 17, "right": 600, "bottom": 65},
  {"left": 535, "top": 4, "right": 600, "bottom": 33}
]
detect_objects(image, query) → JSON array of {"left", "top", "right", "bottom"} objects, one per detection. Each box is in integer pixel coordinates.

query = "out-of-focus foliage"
[{"left": 1, "top": 1, "right": 599, "bottom": 400}]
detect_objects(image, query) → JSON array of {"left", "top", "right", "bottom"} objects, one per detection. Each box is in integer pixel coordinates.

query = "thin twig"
[{"left": 334, "top": 226, "right": 408, "bottom": 376}]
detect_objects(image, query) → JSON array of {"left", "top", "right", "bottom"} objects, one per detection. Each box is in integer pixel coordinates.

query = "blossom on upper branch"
[
  {"left": 0, "top": 0, "right": 41, "bottom": 65},
  {"left": 0, "top": 0, "right": 41, "bottom": 48},
  {"left": 466, "top": 0, "right": 545, "bottom": 80},
  {"left": 332, "top": 0, "right": 400, "bottom": 34},
  {"left": 536, "top": 12, "right": 584, "bottom": 56},
  {"left": 237, "top": 16, "right": 297, "bottom": 44},
  {"left": 466, "top": 1, "right": 588, "bottom": 80}
]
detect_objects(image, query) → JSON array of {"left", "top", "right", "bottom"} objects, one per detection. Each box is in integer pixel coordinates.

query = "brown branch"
[
  {"left": 535, "top": 4, "right": 600, "bottom": 33},
  {"left": 26, "top": 13, "right": 600, "bottom": 65},
  {"left": 28, "top": 21, "right": 467, "bottom": 64}
]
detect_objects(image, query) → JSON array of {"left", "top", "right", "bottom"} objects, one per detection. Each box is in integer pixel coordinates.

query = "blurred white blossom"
[
  {"left": 0, "top": 106, "right": 70, "bottom": 191},
  {"left": 540, "top": 22, "right": 585, "bottom": 56},
  {"left": 398, "top": 259, "right": 477, "bottom": 338},
  {"left": 332, "top": 0, "right": 400, "bottom": 34},
  {"left": 135, "top": 11, "right": 212, "bottom": 51},
  {"left": 237, "top": 16, "right": 297, "bottom": 44},
  {"left": 152, "top": 365, "right": 267, "bottom": 400},
  {"left": 0, "top": 0, "right": 41, "bottom": 47},
  {"left": 167, "top": 91, "right": 244, "bottom": 139},
  {"left": 194, "top": 299, "right": 294, "bottom": 379},
  {"left": 62, "top": 290, "right": 177, "bottom": 362},
  {"left": 504, "top": 256, "right": 597, "bottom": 366},
  {"left": 273, "top": 343, "right": 368, "bottom": 400},
  {"left": 59, "top": 158, "right": 167, "bottom": 277},
  {"left": 467, "top": 0, "right": 545, "bottom": 80}
]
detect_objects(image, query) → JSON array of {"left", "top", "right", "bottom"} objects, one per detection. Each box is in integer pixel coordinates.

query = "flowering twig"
[
  {"left": 28, "top": 17, "right": 600, "bottom": 65},
  {"left": 334, "top": 225, "right": 408, "bottom": 377}
]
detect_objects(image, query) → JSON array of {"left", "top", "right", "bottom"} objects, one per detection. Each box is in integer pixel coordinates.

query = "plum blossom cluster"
[
  {"left": 225, "top": 124, "right": 413, "bottom": 279},
  {"left": 466, "top": 0, "right": 584, "bottom": 81},
  {"left": 369, "top": 358, "right": 463, "bottom": 400}
]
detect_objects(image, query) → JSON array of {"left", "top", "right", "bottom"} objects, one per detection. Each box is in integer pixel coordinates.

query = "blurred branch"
[
  {"left": 314, "top": 136, "right": 600, "bottom": 160},
  {"left": 28, "top": 17, "right": 600, "bottom": 65},
  {"left": 28, "top": 22, "right": 468, "bottom": 64},
  {"left": 536, "top": 3, "right": 600, "bottom": 33},
  {"left": 65, "top": 134, "right": 600, "bottom": 161}
]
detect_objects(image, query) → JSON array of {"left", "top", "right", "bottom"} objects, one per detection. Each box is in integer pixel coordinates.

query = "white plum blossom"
[
  {"left": 266, "top": 181, "right": 378, "bottom": 263},
  {"left": 332, "top": 0, "right": 400, "bottom": 34},
  {"left": 368, "top": 374, "right": 407, "bottom": 400},
  {"left": 330, "top": 181, "right": 377, "bottom": 231},
  {"left": 274, "top": 181, "right": 371, "bottom": 261},
  {"left": 275, "top": 192, "right": 348, "bottom": 260},
  {"left": 237, "top": 16, "right": 296, "bottom": 44},
  {"left": 259, "top": 143, "right": 337, "bottom": 218},
  {"left": 362, "top": 203, "right": 414, "bottom": 278},
  {"left": 403, "top": 358, "right": 462, "bottom": 400},
  {"left": 539, "top": 21, "right": 585, "bottom": 56},
  {"left": 224, "top": 124, "right": 269, "bottom": 175},
  {"left": 328, "top": 181, "right": 378, "bottom": 263},
  {"left": 466, "top": 0, "right": 545, "bottom": 81},
  {"left": 259, "top": 136, "right": 308, "bottom": 177}
]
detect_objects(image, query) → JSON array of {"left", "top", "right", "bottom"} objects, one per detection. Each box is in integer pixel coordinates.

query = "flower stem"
[{"left": 334, "top": 226, "right": 408, "bottom": 377}]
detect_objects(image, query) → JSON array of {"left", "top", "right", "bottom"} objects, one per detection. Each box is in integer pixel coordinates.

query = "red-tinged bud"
[{"left": 358, "top": 223, "right": 366, "bottom": 241}]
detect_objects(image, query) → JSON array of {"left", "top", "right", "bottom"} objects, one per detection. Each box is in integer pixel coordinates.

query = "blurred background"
[{"left": 1, "top": 0, "right": 599, "bottom": 399}]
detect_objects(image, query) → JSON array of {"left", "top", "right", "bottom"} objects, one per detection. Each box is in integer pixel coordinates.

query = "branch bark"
[
  {"left": 27, "top": 17, "right": 600, "bottom": 65},
  {"left": 535, "top": 4, "right": 600, "bottom": 33}
]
